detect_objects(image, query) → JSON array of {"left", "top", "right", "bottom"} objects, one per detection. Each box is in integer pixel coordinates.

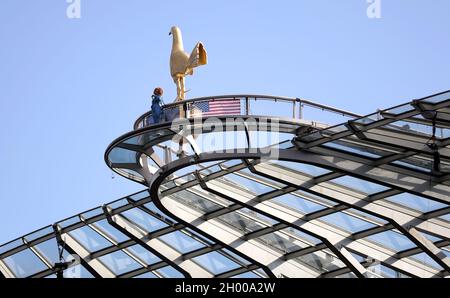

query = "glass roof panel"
[
  {"left": 421, "top": 91, "right": 450, "bottom": 104},
  {"left": 221, "top": 172, "right": 276, "bottom": 196},
  {"left": 327, "top": 176, "right": 389, "bottom": 194},
  {"left": 123, "top": 129, "right": 173, "bottom": 146},
  {"left": 80, "top": 207, "right": 103, "bottom": 220},
  {"left": 109, "top": 147, "right": 138, "bottom": 164},
  {"left": 169, "top": 190, "right": 223, "bottom": 214},
  {"left": 319, "top": 211, "right": 377, "bottom": 233},
  {"left": 281, "top": 227, "right": 322, "bottom": 246},
  {"left": 216, "top": 211, "right": 267, "bottom": 234},
  {"left": 129, "top": 190, "right": 151, "bottom": 201},
  {"left": 322, "top": 141, "right": 384, "bottom": 158},
  {"left": 257, "top": 232, "right": 308, "bottom": 254},
  {"left": 438, "top": 214, "right": 450, "bottom": 222},
  {"left": 107, "top": 199, "right": 129, "bottom": 210},
  {"left": 0, "top": 239, "right": 24, "bottom": 255},
  {"left": 410, "top": 252, "right": 444, "bottom": 270},
  {"left": 156, "top": 266, "right": 184, "bottom": 278},
  {"left": 295, "top": 249, "right": 346, "bottom": 273},
  {"left": 126, "top": 244, "right": 160, "bottom": 265},
  {"left": 57, "top": 216, "right": 81, "bottom": 229},
  {"left": 335, "top": 272, "right": 357, "bottom": 278},
  {"left": 23, "top": 226, "right": 54, "bottom": 243},
  {"left": 384, "top": 193, "right": 447, "bottom": 213},
  {"left": 192, "top": 251, "right": 241, "bottom": 275},
  {"left": 98, "top": 250, "right": 142, "bottom": 276},
  {"left": 365, "top": 230, "right": 416, "bottom": 252},
  {"left": 134, "top": 271, "right": 158, "bottom": 278},
  {"left": 91, "top": 220, "right": 129, "bottom": 243},
  {"left": 68, "top": 226, "right": 113, "bottom": 252},
  {"left": 266, "top": 159, "right": 330, "bottom": 176},
  {"left": 63, "top": 264, "right": 94, "bottom": 278},
  {"left": 159, "top": 230, "right": 205, "bottom": 254},
  {"left": 231, "top": 271, "right": 261, "bottom": 278},
  {"left": 365, "top": 263, "right": 410, "bottom": 278},
  {"left": 272, "top": 193, "right": 326, "bottom": 214},
  {"left": 3, "top": 249, "right": 48, "bottom": 277},
  {"left": 33, "top": 238, "right": 70, "bottom": 265},
  {"left": 121, "top": 208, "right": 168, "bottom": 232},
  {"left": 220, "top": 159, "right": 244, "bottom": 169}
]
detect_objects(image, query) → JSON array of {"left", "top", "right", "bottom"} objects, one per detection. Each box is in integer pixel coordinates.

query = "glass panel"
[
  {"left": 327, "top": 176, "right": 389, "bottom": 194},
  {"left": 169, "top": 190, "right": 223, "bottom": 214},
  {"left": 23, "top": 226, "right": 54, "bottom": 242},
  {"left": 439, "top": 214, "right": 450, "bottom": 222},
  {"left": 281, "top": 228, "right": 322, "bottom": 246},
  {"left": 410, "top": 252, "right": 443, "bottom": 270},
  {"left": 422, "top": 91, "right": 450, "bottom": 104},
  {"left": 3, "top": 249, "right": 48, "bottom": 277},
  {"left": 91, "top": 220, "right": 129, "bottom": 243},
  {"left": 68, "top": 226, "right": 113, "bottom": 252},
  {"left": 156, "top": 266, "right": 184, "bottom": 278},
  {"left": 266, "top": 160, "right": 330, "bottom": 176},
  {"left": 121, "top": 208, "right": 168, "bottom": 232},
  {"left": 257, "top": 232, "right": 307, "bottom": 254},
  {"left": 80, "top": 207, "right": 103, "bottom": 220},
  {"left": 57, "top": 216, "right": 81, "bottom": 229},
  {"left": 63, "top": 264, "right": 94, "bottom": 278},
  {"left": 392, "top": 159, "right": 431, "bottom": 173},
  {"left": 126, "top": 245, "right": 160, "bottom": 265},
  {"left": 295, "top": 250, "right": 346, "bottom": 273},
  {"left": 143, "top": 202, "right": 169, "bottom": 219},
  {"left": 319, "top": 211, "right": 376, "bottom": 233},
  {"left": 272, "top": 193, "right": 326, "bottom": 214},
  {"left": 365, "top": 230, "right": 416, "bottom": 252},
  {"left": 98, "top": 250, "right": 142, "bottom": 276},
  {"left": 221, "top": 249, "right": 251, "bottom": 266},
  {"left": 192, "top": 251, "right": 240, "bottom": 275},
  {"left": 129, "top": 191, "right": 151, "bottom": 201},
  {"left": 322, "top": 141, "right": 384, "bottom": 158},
  {"left": 107, "top": 199, "right": 129, "bottom": 210},
  {"left": 231, "top": 271, "right": 261, "bottom": 278},
  {"left": 336, "top": 272, "right": 357, "bottom": 278},
  {"left": 366, "top": 263, "right": 410, "bottom": 278},
  {"left": 159, "top": 231, "right": 205, "bottom": 254},
  {"left": 134, "top": 271, "right": 158, "bottom": 278},
  {"left": 120, "top": 169, "right": 144, "bottom": 181},
  {"left": 108, "top": 147, "right": 138, "bottom": 164},
  {"left": 220, "top": 159, "right": 243, "bottom": 169},
  {"left": 221, "top": 172, "right": 276, "bottom": 196},
  {"left": 217, "top": 211, "right": 267, "bottom": 234},
  {"left": 384, "top": 193, "right": 447, "bottom": 213},
  {"left": 0, "top": 239, "right": 24, "bottom": 255},
  {"left": 124, "top": 129, "right": 173, "bottom": 146},
  {"left": 321, "top": 124, "right": 348, "bottom": 136},
  {"left": 383, "top": 104, "right": 415, "bottom": 115},
  {"left": 33, "top": 239, "right": 70, "bottom": 265}
]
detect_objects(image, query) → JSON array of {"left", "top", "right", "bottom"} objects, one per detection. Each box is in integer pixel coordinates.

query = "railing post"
[
  {"left": 298, "top": 98, "right": 303, "bottom": 120},
  {"left": 185, "top": 102, "right": 190, "bottom": 118},
  {"left": 245, "top": 97, "right": 249, "bottom": 116},
  {"left": 292, "top": 100, "right": 297, "bottom": 119}
]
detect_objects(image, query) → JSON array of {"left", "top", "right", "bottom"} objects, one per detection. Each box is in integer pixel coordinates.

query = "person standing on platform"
[{"left": 151, "top": 87, "right": 165, "bottom": 124}]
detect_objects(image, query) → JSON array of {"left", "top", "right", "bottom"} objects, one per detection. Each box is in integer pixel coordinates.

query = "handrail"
[{"left": 134, "top": 94, "right": 361, "bottom": 130}]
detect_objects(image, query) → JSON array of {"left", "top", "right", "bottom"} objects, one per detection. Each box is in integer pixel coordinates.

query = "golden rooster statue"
[{"left": 169, "top": 26, "right": 208, "bottom": 103}]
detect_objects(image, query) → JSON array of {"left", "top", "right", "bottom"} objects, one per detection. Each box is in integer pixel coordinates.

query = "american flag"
[{"left": 190, "top": 99, "right": 241, "bottom": 117}]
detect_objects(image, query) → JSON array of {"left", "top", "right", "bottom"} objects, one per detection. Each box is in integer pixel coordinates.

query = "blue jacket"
[{"left": 151, "top": 95, "right": 164, "bottom": 123}]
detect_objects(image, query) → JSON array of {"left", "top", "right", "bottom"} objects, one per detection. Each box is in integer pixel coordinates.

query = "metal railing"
[{"left": 134, "top": 94, "right": 361, "bottom": 130}]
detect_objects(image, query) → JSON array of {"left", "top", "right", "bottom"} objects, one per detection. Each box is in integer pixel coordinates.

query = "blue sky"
[{"left": 0, "top": 0, "right": 449, "bottom": 243}]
